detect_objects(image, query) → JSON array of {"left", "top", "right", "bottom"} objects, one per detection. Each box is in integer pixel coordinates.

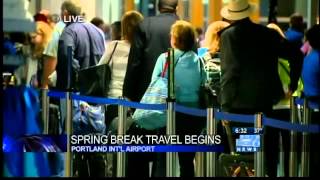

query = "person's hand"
[
  {"left": 41, "top": 84, "right": 49, "bottom": 90},
  {"left": 285, "top": 90, "right": 293, "bottom": 99},
  {"left": 221, "top": 120, "right": 230, "bottom": 127},
  {"left": 205, "top": 60, "right": 220, "bottom": 71},
  {"left": 79, "top": 102, "right": 90, "bottom": 111},
  {"left": 123, "top": 96, "right": 134, "bottom": 116}
]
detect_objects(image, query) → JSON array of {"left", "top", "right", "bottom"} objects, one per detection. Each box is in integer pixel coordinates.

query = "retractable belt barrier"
[
  {"left": 47, "top": 91, "right": 320, "bottom": 133},
  {"left": 46, "top": 90, "right": 319, "bottom": 177}
]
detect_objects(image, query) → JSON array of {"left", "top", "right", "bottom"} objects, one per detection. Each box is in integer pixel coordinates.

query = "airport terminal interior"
[{"left": 3, "top": 0, "right": 320, "bottom": 177}]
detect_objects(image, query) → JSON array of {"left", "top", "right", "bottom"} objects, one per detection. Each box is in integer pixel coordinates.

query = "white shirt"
[
  {"left": 98, "top": 40, "right": 131, "bottom": 98},
  {"left": 43, "top": 21, "right": 66, "bottom": 58}
]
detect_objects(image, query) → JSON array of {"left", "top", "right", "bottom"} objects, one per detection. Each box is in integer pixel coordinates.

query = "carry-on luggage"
[
  {"left": 217, "top": 123, "right": 255, "bottom": 177},
  {"left": 218, "top": 153, "right": 254, "bottom": 177}
]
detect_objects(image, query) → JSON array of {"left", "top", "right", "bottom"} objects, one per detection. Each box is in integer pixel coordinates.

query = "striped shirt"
[{"left": 98, "top": 40, "right": 130, "bottom": 98}]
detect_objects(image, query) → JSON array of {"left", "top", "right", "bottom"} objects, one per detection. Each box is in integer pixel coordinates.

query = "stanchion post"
[
  {"left": 166, "top": 48, "right": 177, "bottom": 177},
  {"left": 301, "top": 98, "right": 310, "bottom": 177},
  {"left": 195, "top": 152, "right": 205, "bottom": 177},
  {"left": 206, "top": 108, "right": 216, "bottom": 177},
  {"left": 65, "top": 46, "right": 73, "bottom": 177},
  {"left": 289, "top": 97, "right": 298, "bottom": 177},
  {"left": 65, "top": 92, "right": 72, "bottom": 177},
  {"left": 41, "top": 88, "right": 49, "bottom": 134},
  {"left": 254, "top": 113, "right": 264, "bottom": 177},
  {"left": 117, "top": 97, "right": 127, "bottom": 177},
  {"left": 166, "top": 101, "right": 177, "bottom": 177}
]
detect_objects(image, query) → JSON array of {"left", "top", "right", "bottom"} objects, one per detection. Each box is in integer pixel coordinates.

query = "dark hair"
[
  {"left": 290, "top": 13, "right": 305, "bottom": 32},
  {"left": 111, "top": 21, "right": 122, "bottom": 40},
  {"left": 90, "top": 17, "right": 104, "bottom": 27},
  {"left": 158, "top": 0, "right": 178, "bottom": 12},
  {"left": 195, "top": 27, "right": 203, "bottom": 36},
  {"left": 306, "top": 24, "right": 320, "bottom": 50},
  {"left": 34, "top": 13, "right": 49, "bottom": 24}
]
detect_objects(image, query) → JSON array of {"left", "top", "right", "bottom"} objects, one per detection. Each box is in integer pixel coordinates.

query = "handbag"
[
  {"left": 132, "top": 51, "right": 185, "bottom": 130},
  {"left": 76, "top": 63, "right": 111, "bottom": 97},
  {"left": 76, "top": 27, "right": 118, "bottom": 97},
  {"left": 132, "top": 66, "right": 169, "bottom": 130}
]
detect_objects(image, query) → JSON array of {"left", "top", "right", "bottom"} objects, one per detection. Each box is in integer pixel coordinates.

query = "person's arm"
[
  {"left": 41, "top": 30, "right": 60, "bottom": 89},
  {"left": 123, "top": 23, "right": 146, "bottom": 101},
  {"left": 41, "top": 55, "right": 57, "bottom": 89},
  {"left": 276, "top": 32, "right": 304, "bottom": 93}
]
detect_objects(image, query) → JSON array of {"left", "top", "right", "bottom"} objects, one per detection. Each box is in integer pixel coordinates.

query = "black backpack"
[{"left": 200, "top": 52, "right": 222, "bottom": 107}]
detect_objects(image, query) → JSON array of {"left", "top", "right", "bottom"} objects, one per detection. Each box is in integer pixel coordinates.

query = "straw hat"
[{"left": 220, "top": 0, "right": 255, "bottom": 21}]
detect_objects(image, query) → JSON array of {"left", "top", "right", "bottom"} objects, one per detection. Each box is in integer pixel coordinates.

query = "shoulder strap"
[
  {"left": 198, "top": 57, "right": 206, "bottom": 83},
  {"left": 279, "top": 60, "right": 290, "bottom": 76},
  {"left": 161, "top": 51, "right": 186, "bottom": 77},
  {"left": 106, "top": 41, "right": 119, "bottom": 65},
  {"left": 82, "top": 24, "right": 94, "bottom": 65},
  {"left": 161, "top": 56, "right": 169, "bottom": 77}
]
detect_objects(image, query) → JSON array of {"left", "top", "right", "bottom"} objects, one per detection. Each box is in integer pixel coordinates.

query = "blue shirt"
[
  {"left": 285, "top": 27, "right": 304, "bottom": 48},
  {"left": 302, "top": 50, "right": 320, "bottom": 97},
  {"left": 56, "top": 22, "right": 105, "bottom": 90},
  {"left": 152, "top": 49, "right": 205, "bottom": 107}
]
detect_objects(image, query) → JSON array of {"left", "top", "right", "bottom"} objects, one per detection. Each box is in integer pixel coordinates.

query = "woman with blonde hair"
[
  {"left": 203, "top": 21, "right": 230, "bottom": 56},
  {"left": 31, "top": 13, "right": 54, "bottom": 87},
  {"left": 31, "top": 20, "right": 53, "bottom": 58},
  {"left": 200, "top": 21, "right": 230, "bottom": 108},
  {"left": 14, "top": 12, "right": 53, "bottom": 87}
]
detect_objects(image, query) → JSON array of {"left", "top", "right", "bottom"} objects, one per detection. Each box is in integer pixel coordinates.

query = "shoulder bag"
[{"left": 76, "top": 25, "right": 118, "bottom": 97}]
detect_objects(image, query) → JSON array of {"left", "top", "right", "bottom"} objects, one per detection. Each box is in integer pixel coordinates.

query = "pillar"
[
  {"left": 125, "top": 0, "right": 135, "bottom": 12},
  {"left": 190, "top": 0, "right": 204, "bottom": 28},
  {"left": 249, "top": 0, "right": 260, "bottom": 23},
  {"left": 208, "top": 0, "right": 223, "bottom": 24},
  {"left": 177, "top": 0, "right": 185, "bottom": 19}
]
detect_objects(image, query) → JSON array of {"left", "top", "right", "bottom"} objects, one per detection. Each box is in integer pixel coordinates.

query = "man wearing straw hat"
[{"left": 219, "top": 0, "right": 303, "bottom": 177}]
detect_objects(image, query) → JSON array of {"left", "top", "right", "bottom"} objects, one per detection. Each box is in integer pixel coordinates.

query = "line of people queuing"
[{"left": 5, "top": 0, "right": 319, "bottom": 177}]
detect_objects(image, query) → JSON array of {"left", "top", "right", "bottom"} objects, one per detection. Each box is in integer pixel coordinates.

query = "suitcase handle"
[{"left": 224, "top": 124, "right": 235, "bottom": 155}]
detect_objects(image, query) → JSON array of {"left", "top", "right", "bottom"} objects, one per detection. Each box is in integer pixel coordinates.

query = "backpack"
[
  {"left": 200, "top": 52, "right": 222, "bottom": 107},
  {"left": 278, "top": 58, "right": 304, "bottom": 98}
]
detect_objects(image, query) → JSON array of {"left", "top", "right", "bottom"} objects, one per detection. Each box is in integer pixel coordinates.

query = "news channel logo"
[
  {"left": 51, "top": 15, "right": 85, "bottom": 23},
  {"left": 236, "top": 135, "right": 261, "bottom": 152}
]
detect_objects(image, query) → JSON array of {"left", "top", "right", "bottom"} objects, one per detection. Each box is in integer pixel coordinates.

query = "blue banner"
[{"left": 71, "top": 145, "right": 224, "bottom": 153}]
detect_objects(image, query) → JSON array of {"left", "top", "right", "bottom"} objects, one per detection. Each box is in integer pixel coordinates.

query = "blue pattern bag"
[
  {"left": 133, "top": 52, "right": 186, "bottom": 130},
  {"left": 133, "top": 76, "right": 168, "bottom": 130},
  {"left": 72, "top": 100, "right": 106, "bottom": 135}
]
